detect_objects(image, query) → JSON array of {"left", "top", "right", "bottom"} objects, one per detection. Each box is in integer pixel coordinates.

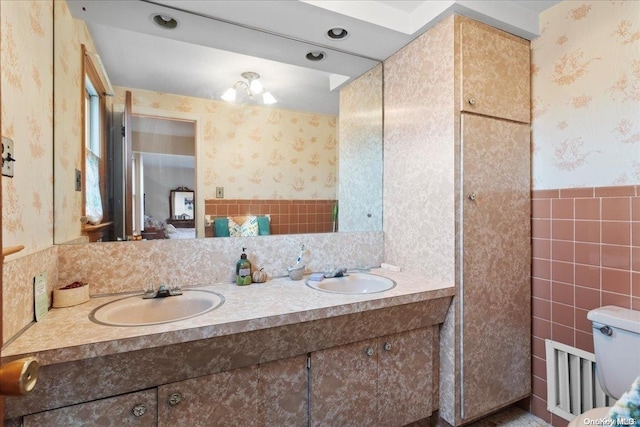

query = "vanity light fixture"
[
  {"left": 151, "top": 14, "right": 179, "bottom": 30},
  {"left": 326, "top": 27, "right": 349, "bottom": 40},
  {"left": 221, "top": 71, "right": 277, "bottom": 105}
]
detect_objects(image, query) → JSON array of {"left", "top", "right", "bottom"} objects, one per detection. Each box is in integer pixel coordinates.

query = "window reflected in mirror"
[
  {"left": 84, "top": 76, "right": 102, "bottom": 224},
  {"left": 81, "top": 45, "right": 110, "bottom": 242}
]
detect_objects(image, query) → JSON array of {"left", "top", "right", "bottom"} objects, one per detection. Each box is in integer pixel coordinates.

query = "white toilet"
[{"left": 568, "top": 306, "right": 640, "bottom": 427}]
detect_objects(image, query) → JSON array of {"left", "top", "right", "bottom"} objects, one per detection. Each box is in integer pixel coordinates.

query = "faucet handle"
[
  {"left": 323, "top": 267, "right": 348, "bottom": 278},
  {"left": 169, "top": 278, "right": 183, "bottom": 295}
]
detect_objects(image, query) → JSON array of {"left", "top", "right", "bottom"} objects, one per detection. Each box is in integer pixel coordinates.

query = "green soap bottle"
[{"left": 236, "top": 247, "right": 252, "bottom": 286}]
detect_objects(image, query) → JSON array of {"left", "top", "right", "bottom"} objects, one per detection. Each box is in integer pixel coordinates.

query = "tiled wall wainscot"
[
  {"left": 530, "top": 185, "right": 640, "bottom": 426},
  {"left": 204, "top": 199, "right": 337, "bottom": 235}
]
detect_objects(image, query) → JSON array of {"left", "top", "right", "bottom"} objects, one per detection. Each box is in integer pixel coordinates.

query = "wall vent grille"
[{"left": 545, "top": 339, "right": 611, "bottom": 420}]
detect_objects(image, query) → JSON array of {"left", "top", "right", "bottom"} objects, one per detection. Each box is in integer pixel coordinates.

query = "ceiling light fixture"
[
  {"left": 306, "top": 51, "right": 326, "bottom": 62},
  {"left": 221, "top": 72, "right": 277, "bottom": 105},
  {"left": 326, "top": 27, "right": 349, "bottom": 40},
  {"left": 151, "top": 14, "right": 179, "bottom": 30}
]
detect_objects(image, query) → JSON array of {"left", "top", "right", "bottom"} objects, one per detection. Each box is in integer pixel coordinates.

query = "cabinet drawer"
[{"left": 23, "top": 389, "right": 157, "bottom": 427}]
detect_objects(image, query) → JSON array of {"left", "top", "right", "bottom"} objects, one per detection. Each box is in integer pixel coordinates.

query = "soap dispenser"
[{"left": 236, "top": 247, "right": 252, "bottom": 286}]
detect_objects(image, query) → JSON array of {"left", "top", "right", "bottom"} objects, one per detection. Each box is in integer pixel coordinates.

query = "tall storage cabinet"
[
  {"left": 459, "top": 115, "right": 531, "bottom": 420},
  {"left": 383, "top": 15, "right": 531, "bottom": 426}
]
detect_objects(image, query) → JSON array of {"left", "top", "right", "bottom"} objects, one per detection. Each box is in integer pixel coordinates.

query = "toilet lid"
[{"left": 588, "top": 306, "right": 640, "bottom": 334}]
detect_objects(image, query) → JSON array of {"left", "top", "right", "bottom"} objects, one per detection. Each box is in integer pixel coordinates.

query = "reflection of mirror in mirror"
[
  {"left": 53, "top": 0, "right": 383, "bottom": 244},
  {"left": 171, "top": 189, "right": 195, "bottom": 220}
]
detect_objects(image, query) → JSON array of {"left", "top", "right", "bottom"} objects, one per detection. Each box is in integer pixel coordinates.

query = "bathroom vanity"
[{"left": 2, "top": 270, "right": 454, "bottom": 426}]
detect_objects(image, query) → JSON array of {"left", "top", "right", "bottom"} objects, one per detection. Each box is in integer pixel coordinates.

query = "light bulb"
[
  {"left": 262, "top": 92, "right": 277, "bottom": 105},
  {"left": 249, "top": 79, "right": 263, "bottom": 94},
  {"left": 221, "top": 88, "right": 236, "bottom": 102}
]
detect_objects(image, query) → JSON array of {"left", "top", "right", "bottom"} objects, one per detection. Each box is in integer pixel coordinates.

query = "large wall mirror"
[{"left": 53, "top": 0, "right": 383, "bottom": 244}]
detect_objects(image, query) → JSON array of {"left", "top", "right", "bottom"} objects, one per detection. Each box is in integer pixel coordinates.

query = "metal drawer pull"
[
  {"left": 168, "top": 392, "right": 182, "bottom": 406},
  {"left": 132, "top": 404, "right": 146, "bottom": 417}
]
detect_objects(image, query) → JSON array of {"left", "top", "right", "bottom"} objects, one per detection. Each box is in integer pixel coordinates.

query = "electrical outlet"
[
  {"left": 2, "top": 136, "right": 15, "bottom": 178},
  {"left": 75, "top": 169, "right": 82, "bottom": 191},
  {"left": 216, "top": 187, "right": 224, "bottom": 198}
]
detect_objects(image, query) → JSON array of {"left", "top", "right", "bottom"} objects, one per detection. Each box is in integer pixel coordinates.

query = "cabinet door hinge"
[{"left": 121, "top": 126, "right": 125, "bottom": 137}]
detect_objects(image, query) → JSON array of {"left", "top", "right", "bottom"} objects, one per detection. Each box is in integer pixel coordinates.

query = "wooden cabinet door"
[
  {"left": 158, "top": 366, "right": 258, "bottom": 427},
  {"left": 309, "top": 339, "right": 378, "bottom": 426},
  {"left": 378, "top": 328, "right": 433, "bottom": 426},
  {"left": 460, "top": 113, "right": 531, "bottom": 420},
  {"left": 258, "top": 355, "right": 308, "bottom": 427},
  {"left": 23, "top": 389, "right": 157, "bottom": 427},
  {"left": 460, "top": 18, "right": 530, "bottom": 123}
]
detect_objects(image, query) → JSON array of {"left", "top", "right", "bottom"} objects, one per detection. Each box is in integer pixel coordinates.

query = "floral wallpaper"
[
  {"left": 531, "top": 0, "right": 640, "bottom": 189},
  {"left": 53, "top": 0, "right": 99, "bottom": 243},
  {"left": 1, "top": 0, "right": 54, "bottom": 257},
  {"left": 113, "top": 87, "right": 337, "bottom": 202}
]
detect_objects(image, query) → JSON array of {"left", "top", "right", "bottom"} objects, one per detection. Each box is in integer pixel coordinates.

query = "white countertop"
[{"left": 2, "top": 269, "right": 454, "bottom": 366}]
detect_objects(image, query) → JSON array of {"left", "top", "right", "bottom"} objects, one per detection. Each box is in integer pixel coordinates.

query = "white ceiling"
[{"left": 67, "top": 0, "right": 560, "bottom": 117}]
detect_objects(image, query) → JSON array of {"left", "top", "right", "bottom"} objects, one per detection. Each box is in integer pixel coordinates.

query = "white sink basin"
[
  {"left": 305, "top": 273, "right": 396, "bottom": 294},
  {"left": 90, "top": 290, "right": 224, "bottom": 326}
]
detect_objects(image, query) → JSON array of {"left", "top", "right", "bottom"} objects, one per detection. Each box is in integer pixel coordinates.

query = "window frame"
[{"left": 82, "top": 45, "right": 109, "bottom": 224}]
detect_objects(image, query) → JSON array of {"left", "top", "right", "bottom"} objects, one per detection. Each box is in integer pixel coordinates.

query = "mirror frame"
[{"left": 169, "top": 187, "right": 195, "bottom": 221}]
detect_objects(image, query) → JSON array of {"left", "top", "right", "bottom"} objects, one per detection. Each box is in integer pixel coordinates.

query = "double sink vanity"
[
  {"left": 90, "top": 273, "right": 396, "bottom": 327},
  {"left": 3, "top": 269, "right": 454, "bottom": 426}
]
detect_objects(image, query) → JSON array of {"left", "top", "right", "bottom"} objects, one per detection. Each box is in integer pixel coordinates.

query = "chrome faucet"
[
  {"left": 324, "top": 267, "right": 348, "bottom": 278},
  {"left": 143, "top": 284, "right": 183, "bottom": 299}
]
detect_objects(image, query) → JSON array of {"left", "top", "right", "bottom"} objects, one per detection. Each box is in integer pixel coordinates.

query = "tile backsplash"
[
  {"left": 56, "top": 232, "right": 383, "bottom": 296},
  {"left": 2, "top": 231, "right": 383, "bottom": 345},
  {"left": 2, "top": 246, "right": 58, "bottom": 346}
]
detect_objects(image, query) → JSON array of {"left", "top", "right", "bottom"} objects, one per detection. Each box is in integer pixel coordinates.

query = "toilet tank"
[{"left": 588, "top": 306, "right": 640, "bottom": 399}]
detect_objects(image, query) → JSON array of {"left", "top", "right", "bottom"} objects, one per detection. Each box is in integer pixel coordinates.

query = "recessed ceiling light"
[
  {"left": 326, "top": 27, "right": 349, "bottom": 40},
  {"left": 306, "top": 51, "right": 326, "bottom": 61},
  {"left": 152, "top": 14, "right": 178, "bottom": 30}
]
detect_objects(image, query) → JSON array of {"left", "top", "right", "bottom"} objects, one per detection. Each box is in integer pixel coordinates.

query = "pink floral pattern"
[
  {"left": 114, "top": 87, "right": 337, "bottom": 202},
  {"left": 2, "top": 0, "right": 53, "bottom": 253},
  {"left": 532, "top": 0, "right": 640, "bottom": 189}
]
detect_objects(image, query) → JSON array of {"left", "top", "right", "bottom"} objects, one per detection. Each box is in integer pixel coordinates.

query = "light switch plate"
[
  {"left": 2, "top": 136, "right": 15, "bottom": 177},
  {"left": 216, "top": 187, "right": 224, "bottom": 198}
]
